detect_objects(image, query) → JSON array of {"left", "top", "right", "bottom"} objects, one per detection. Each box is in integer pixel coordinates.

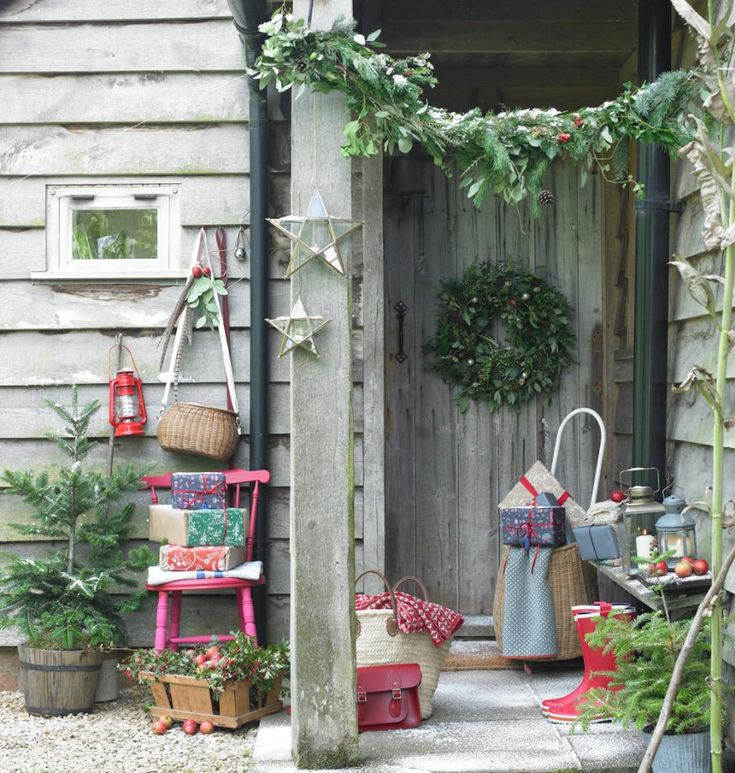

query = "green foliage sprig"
[
  {"left": 575, "top": 611, "right": 714, "bottom": 735},
  {"left": 0, "top": 387, "right": 155, "bottom": 649},
  {"left": 121, "top": 632, "right": 290, "bottom": 702},
  {"left": 423, "top": 262, "right": 575, "bottom": 412},
  {"left": 253, "top": 13, "right": 694, "bottom": 212}
]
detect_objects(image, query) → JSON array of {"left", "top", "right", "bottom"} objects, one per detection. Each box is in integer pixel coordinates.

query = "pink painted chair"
[{"left": 142, "top": 469, "right": 270, "bottom": 651}]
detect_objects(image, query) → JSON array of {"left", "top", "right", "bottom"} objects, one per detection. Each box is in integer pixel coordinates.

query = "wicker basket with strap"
[
  {"left": 355, "top": 571, "right": 450, "bottom": 719},
  {"left": 157, "top": 228, "right": 241, "bottom": 461}
]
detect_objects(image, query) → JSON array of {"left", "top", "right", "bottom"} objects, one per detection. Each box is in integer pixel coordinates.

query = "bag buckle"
[
  {"left": 357, "top": 689, "right": 367, "bottom": 703},
  {"left": 392, "top": 687, "right": 402, "bottom": 700}
]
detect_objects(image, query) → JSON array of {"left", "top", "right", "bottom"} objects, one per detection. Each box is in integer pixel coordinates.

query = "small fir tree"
[{"left": 0, "top": 386, "right": 154, "bottom": 649}]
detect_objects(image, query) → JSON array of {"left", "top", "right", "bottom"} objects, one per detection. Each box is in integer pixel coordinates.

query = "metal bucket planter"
[
  {"left": 649, "top": 731, "right": 711, "bottom": 773},
  {"left": 94, "top": 651, "right": 121, "bottom": 702},
  {"left": 18, "top": 645, "right": 103, "bottom": 716}
]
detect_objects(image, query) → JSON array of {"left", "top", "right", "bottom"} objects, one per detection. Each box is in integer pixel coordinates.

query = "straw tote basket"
[
  {"left": 493, "top": 543, "right": 597, "bottom": 660},
  {"left": 355, "top": 571, "right": 450, "bottom": 719},
  {"left": 157, "top": 229, "right": 241, "bottom": 461}
]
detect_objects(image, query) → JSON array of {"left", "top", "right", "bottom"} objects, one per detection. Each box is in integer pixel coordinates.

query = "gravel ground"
[{"left": 0, "top": 687, "right": 258, "bottom": 773}]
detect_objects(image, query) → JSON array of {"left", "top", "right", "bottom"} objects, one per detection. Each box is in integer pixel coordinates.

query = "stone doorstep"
[{"left": 253, "top": 669, "right": 648, "bottom": 773}]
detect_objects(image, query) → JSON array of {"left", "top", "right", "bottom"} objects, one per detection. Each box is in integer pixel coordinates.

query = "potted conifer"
[
  {"left": 576, "top": 610, "right": 715, "bottom": 773},
  {"left": 0, "top": 386, "right": 154, "bottom": 716}
]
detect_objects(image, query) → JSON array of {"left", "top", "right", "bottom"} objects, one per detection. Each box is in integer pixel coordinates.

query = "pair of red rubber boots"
[{"left": 542, "top": 601, "right": 636, "bottom": 723}]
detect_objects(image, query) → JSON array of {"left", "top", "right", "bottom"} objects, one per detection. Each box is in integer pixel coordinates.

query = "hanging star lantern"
[
  {"left": 266, "top": 296, "right": 331, "bottom": 357},
  {"left": 267, "top": 189, "right": 362, "bottom": 277}
]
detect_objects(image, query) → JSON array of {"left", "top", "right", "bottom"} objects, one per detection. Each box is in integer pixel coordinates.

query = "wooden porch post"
[{"left": 289, "top": 0, "right": 358, "bottom": 767}]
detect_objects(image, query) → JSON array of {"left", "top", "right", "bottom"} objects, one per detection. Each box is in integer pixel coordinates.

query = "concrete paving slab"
[{"left": 253, "top": 669, "right": 645, "bottom": 773}]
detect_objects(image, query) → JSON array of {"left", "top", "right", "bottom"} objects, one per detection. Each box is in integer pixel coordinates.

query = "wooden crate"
[{"left": 142, "top": 672, "right": 283, "bottom": 729}]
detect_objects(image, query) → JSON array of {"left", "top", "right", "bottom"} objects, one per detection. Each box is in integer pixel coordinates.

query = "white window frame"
[{"left": 36, "top": 184, "right": 184, "bottom": 280}]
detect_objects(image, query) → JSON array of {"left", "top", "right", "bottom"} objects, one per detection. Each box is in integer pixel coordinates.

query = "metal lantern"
[
  {"left": 109, "top": 348, "right": 147, "bottom": 437},
  {"left": 619, "top": 467, "right": 665, "bottom": 575},
  {"left": 656, "top": 493, "right": 697, "bottom": 569}
]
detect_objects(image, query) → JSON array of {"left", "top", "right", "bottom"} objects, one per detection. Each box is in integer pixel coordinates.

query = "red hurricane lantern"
[{"left": 109, "top": 346, "right": 147, "bottom": 437}]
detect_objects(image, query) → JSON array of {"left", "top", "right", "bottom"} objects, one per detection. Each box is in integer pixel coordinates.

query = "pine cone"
[{"left": 537, "top": 190, "right": 556, "bottom": 206}]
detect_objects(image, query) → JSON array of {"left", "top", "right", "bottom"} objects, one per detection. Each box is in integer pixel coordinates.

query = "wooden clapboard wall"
[
  {"left": 383, "top": 158, "right": 604, "bottom": 618},
  {"left": 0, "top": 0, "right": 298, "bottom": 646}
]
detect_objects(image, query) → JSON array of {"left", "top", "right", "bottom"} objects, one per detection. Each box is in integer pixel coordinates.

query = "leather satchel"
[{"left": 356, "top": 663, "right": 422, "bottom": 732}]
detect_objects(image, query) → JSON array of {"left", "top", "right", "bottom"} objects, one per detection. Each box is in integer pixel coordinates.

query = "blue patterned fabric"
[{"left": 501, "top": 547, "right": 557, "bottom": 659}]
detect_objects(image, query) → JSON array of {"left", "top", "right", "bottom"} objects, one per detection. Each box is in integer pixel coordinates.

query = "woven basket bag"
[
  {"left": 158, "top": 402, "right": 239, "bottom": 461},
  {"left": 493, "top": 543, "right": 598, "bottom": 660},
  {"left": 355, "top": 571, "right": 450, "bottom": 719}
]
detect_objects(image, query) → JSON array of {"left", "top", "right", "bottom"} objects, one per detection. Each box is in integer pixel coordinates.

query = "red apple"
[
  {"left": 648, "top": 560, "right": 669, "bottom": 576},
  {"left": 610, "top": 490, "right": 626, "bottom": 503},
  {"left": 692, "top": 559, "right": 709, "bottom": 575},
  {"left": 152, "top": 720, "right": 168, "bottom": 735},
  {"left": 182, "top": 719, "right": 199, "bottom": 735},
  {"left": 680, "top": 556, "right": 695, "bottom": 566},
  {"left": 205, "top": 645, "right": 221, "bottom": 659},
  {"left": 199, "top": 720, "right": 215, "bottom": 735},
  {"left": 674, "top": 560, "right": 693, "bottom": 578},
  {"left": 192, "top": 266, "right": 203, "bottom": 278},
  {"left": 202, "top": 266, "right": 212, "bottom": 277},
  {"left": 159, "top": 715, "right": 173, "bottom": 729},
  {"left": 194, "top": 653, "right": 208, "bottom": 666}
]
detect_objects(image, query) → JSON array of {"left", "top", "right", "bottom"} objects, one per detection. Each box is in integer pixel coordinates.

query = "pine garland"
[
  {"left": 423, "top": 263, "right": 575, "bottom": 412},
  {"left": 253, "top": 14, "right": 694, "bottom": 213}
]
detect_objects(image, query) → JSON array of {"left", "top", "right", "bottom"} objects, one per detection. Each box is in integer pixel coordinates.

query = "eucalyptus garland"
[
  {"left": 423, "top": 263, "right": 576, "bottom": 412},
  {"left": 253, "top": 13, "right": 694, "bottom": 213}
]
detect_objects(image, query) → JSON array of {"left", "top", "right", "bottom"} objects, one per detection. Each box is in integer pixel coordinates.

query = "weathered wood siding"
[{"left": 0, "top": 0, "right": 300, "bottom": 646}]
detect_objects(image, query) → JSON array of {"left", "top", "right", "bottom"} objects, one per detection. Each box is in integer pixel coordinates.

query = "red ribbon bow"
[{"left": 519, "top": 475, "right": 570, "bottom": 506}]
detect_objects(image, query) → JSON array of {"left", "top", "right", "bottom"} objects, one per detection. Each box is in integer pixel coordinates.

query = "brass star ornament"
[
  {"left": 266, "top": 296, "right": 331, "bottom": 357},
  {"left": 267, "top": 189, "right": 362, "bottom": 277}
]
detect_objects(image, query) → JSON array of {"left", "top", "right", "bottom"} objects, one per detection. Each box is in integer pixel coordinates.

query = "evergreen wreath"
[{"left": 423, "top": 263, "right": 576, "bottom": 412}]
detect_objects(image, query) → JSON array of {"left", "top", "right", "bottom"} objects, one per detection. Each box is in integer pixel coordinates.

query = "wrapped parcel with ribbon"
[{"left": 501, "top": 491, "right": 567, "bottom": 549}]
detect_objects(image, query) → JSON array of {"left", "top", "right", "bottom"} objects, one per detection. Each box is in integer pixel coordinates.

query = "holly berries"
[
  {"left": 557, "top": 132, "right": 572, "bottom": 144},
  {"left": 573, "top": 115, "right": 584, "bottom": 127}
]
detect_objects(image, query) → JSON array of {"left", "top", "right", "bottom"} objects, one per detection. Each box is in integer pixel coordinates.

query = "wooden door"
[{"left": 384, "top": 158, "right": 604, "bottom": 619}]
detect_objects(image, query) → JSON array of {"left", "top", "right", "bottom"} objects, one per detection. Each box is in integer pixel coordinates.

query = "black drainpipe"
[
  {"left": 227, "top": 0, "right": 270, "bottom": 642},
  {"left": 632, "top": 0, "right": 672, "bottom": 482}
]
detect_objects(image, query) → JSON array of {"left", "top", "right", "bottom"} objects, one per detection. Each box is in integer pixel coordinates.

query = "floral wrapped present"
[
  {"left": 501, "top": 492, "right": 566, "bottom": 548},
  {"left": 159, "top": 544, "right": 246, "bottom": 572},
  {"left": 171, "top": 472, "right": 227, "bottom": 511},
  {"left": 149, "top": 505, "right": 247, "bottom": 547}
]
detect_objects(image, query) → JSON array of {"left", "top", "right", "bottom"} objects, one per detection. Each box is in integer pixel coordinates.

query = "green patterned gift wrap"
[{"left": 149, "top": 505, "right": 248, "bottom": 547}]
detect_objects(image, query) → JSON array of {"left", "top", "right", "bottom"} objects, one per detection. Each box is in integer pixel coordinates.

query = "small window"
[{"left": 38, "top": 184, "right": 182, "bottom": 279}]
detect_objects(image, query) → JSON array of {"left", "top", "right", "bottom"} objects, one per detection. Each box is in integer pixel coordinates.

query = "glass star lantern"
[
  {"left": 267, "top": 189, "right": 362, "bottom": 277},
  {"left": 266, "top": 297, "right": 331, "bottom": 357}
]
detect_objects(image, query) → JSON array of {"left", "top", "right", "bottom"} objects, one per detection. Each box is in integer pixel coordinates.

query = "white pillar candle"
[{"left": 636, "top": 532, "right": 656, "bottom": 559}]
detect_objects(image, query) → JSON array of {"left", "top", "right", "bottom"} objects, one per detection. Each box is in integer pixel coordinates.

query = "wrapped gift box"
[
  {"left": 501, "top": 502, "right": 566, "bottom": 547},
  {"left": 171, "top": 472, "right": 227, "bottom": 511},
  {"left": 149, "top": 505, "right": 247, "bottom": 547},
  {"left": 159, "top": 544, "right": 246, "bottom": 572},
  {"left": 498, "top": 460, "right": 589, "bottom": 528}
]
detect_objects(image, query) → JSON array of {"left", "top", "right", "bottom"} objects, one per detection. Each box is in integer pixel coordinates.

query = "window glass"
[{"left": 71, "top": 208, "right": 158, "bottom": 260}]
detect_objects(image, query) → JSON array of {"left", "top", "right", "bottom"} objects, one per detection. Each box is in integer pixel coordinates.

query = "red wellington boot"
[{"left": 541, "top": 602, "right": 635, "bottom": 723}]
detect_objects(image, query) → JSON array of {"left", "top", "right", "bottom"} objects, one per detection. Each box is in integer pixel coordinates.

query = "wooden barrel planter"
[
  {"left": 18, "top": 645, "right": 104, "bottom": 716},
  {"left": 142, "top": 672, "right": 283, "bottom": 729}
]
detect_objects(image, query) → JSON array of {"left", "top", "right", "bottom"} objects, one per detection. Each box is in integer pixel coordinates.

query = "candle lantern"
[
  {"left": 619, "top": 467, "right": 665, "bottom": 575},
  {"left": 108, "top": 347, "right": 147, "bottom": 437},
  {"left": 656, "top": 493, "right": 697, "bottom": 569}
]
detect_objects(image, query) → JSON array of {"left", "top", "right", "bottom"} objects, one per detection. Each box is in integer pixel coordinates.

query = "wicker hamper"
[{"left": 493, "top": 543, "right": 598, "bottom": 660}]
